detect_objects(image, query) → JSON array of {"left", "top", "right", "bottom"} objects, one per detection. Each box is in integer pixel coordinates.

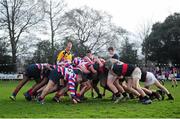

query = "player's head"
[
  {"left": 108, "top": 47, "right": 114, "bottom": 55},
  {"left": 66, "top": 41, "right": 72, "bottom": 52},
  {"left": 73, "top": 57, "right": 81, "bottom": 66},
  {"left": 86, "top": 50, "right": 92, "bottom": 58}
]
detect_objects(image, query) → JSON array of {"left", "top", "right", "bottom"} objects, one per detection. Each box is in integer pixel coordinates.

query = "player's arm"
[
  {"left": 57, "top": 62, "right": 65, "bottom": 66},
  {"left": 99, "top": 58, "right": 106, "bottom": 63},
  {"left": 94, "top": 56, "right": 103, "bottom": 67},
  {"left": 77, "top": 65, "right": 90, "bottom": 74},
  {"left": 84, "top": 56, "right": 94, "bottom": 64},
  {"left": 89, "top": 65, "right": 97, "bottom": 74}
]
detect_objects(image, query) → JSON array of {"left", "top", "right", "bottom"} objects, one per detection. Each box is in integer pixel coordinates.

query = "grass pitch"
[{"left": 0, "top": 80, "right": 180, "bottom": 118}]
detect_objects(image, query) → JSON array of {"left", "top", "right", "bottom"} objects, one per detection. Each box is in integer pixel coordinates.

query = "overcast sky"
[{"left": 66, "top": 0, "right": 180, "bottom": 33}]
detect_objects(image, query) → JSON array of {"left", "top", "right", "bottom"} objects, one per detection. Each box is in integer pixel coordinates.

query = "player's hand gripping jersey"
[
  {"left": 57, "top": 61, "right": 74, "bottom": 69},
  {"left": 73, "top": 57, "right": 93, "bottom": 74}
]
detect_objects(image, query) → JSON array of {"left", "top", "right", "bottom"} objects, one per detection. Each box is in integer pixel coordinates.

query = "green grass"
[{"left": 0, "top": 80, "right": 180, "bottom": 118}]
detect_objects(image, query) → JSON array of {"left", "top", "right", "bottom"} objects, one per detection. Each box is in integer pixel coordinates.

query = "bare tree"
[
  {"left": 63, "top": 7, "right": 128, "bottom": 54},
  {"left": 137, "top": 21, "right": 152, "bottom": 65},
  {"left": 42, "top": 0, "right": 66, "bottom": 54},
  {"left": 107, "top": 24, "right": 128, "bottom": 51},
  {"left": 64, "top": 7, "right": 121, "bottom": 53},
  {"left": 0, "top": 0, "right": 44, "bottom": 70}
]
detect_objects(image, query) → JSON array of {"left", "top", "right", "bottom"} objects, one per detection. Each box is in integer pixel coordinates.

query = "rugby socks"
[
  {"left": 97, "top": 94, "right": 102, "bottom": 98},
  {"left": 55, "top": 93, "right": 61, "bottom": 98},
  {"left": 156, "top": 90, "right": 165, "bottom": 100},
  {"left": 12, "top": 92, "right": 17, "bottom": 97},
  {"left": 172, "top": 85, "right": 178, "bottom": 87},
  {"left": 143, "top": 96, "right": 149, "bottom": 100},
  {"left": 38, "top": 96, "right": 44, "bottom": 101},
  {"left": 147, "top": 92, "right": 154, "bottom": 99},
  {"left": 122, "top": 92, "right": 127, "bottom": 97},
  {"left": 76, "top": 93, "right": 81, "bottom": 98},
  {"left": 91, "top": 91, "right": 94, "bottom": 98},
  {"left": 139, "top": 95, "right": 143, "bottom": 100},
  {"left": 139, "top": 95, "right": 152, "bottom": 104},
  {"left": 149, "top": 92, "right": 160, "bottom": 100},
  {"left": 27, "top": 88, "right": 33, "bottom": 96},
  {"left": 167, "top": 94, "right": 174, "bottom": 100},
  {"left": 115, "top": 92, "right": 121, "bottom": 97},
  {"left": 139, "top": 95, "right": 149, "bottom": 101},
  {"left": 104, "top": 85, "right": 113, "bottom": 93},
  {"left": 12, "top": 89, "right": 19, "bottom": 97},
  {"left": 129, "top": 93, "right": 135, "bottom": 99}
]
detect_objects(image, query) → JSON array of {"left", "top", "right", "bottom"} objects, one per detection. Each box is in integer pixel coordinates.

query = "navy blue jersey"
[
  {"left": 112, "top": 54, "right": 119, "bottom": 60},
  {"left": 112, "top": 63, "right": 135, "bottom": 76}
]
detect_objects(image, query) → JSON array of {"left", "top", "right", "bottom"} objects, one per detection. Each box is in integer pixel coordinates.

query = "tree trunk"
[
  {"left": 11, "top": 41, "right": 17, "bottom": 71},
  {"left": 50, "top": 0, "right": 55, "bottom": 63}
]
